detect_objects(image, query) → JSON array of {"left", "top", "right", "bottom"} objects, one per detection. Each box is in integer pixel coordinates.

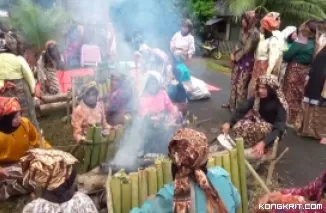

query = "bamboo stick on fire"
[
  {"left": 121, "top": 178, "right": 132, "bottom": 213},
  {"left": 155, "top": 159, "right": 164, "bottom": 189},
  {"left": 138, "top": 169, "right": 148, "bottom": 206},
  {"left": 83, "top": 125, "right": 94, "bottom": 172},
  {"left": 146, "top": 167, "right": 158, "bottom": 195},
  {"left": 222, "top": 152, "right": 231, "bottom": 175},
  {"left": 162, "top": 159, "right": 172, "bottom": 184},
  {"left": 207, "top": 157, "right": 215, "bottom": 168},
  {"left": 110, "top": 176, "right": 122, "bottom": 213},
  {"left": 129, "top": 172, "right": 139, "bottom": 208}
]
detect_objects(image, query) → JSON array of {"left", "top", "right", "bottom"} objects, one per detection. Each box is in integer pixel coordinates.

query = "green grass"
[{"left": 204, "top": 58, "right": 231, "bottom": 75}]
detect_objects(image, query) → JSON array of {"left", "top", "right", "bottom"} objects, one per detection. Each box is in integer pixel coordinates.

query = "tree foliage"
[
  {"left": 9, "top": 0, "right": 70, "bottom": 52},
  {"left": 227, "top": 0, "right": 326, "bottom": 25}
]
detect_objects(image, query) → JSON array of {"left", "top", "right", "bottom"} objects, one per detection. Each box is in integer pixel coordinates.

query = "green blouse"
[{"left": 283, "top": 39, "right": 315, "bottom": 65}]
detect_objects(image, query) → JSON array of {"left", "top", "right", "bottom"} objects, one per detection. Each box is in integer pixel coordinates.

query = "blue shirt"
[{"left": 130, "top": 166, "right": 241, "bottom": 213}]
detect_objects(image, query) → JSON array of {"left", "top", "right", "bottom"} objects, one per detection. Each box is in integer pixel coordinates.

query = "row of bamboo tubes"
[
  {"left": 83, "top": 125, "right": 124, "bottom": 172},
  {"left": 106, "top": 138, "right": 248, "bottom": 213}
]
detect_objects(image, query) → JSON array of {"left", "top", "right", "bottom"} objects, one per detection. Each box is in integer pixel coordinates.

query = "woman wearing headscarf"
[
  {"left": 170, "top": 19, "right": 195, "bottom": 63},
  {"left": 223, "top": 74, "right": 287, "bottom": 160},
  {"left": 106, "top": 72, "right": 135, "bottom": 125},
  {"left": 71, "top": 82, "right": 112, "bottom": 143},
  {"left": 130, "top": 128, "right": 241, "bottom": 213},
  {"left": 282, "top": 21, "right": 315, "bottom": 128},
  {"left": 248, "top": 12, "right": 284, "bottom": 96},
  {"left": 222, "top": 10, "right": 260, "bottom": 111},
  {"left": 0, "top": 31, "right": 39, "bottom": 128},
  {"left": 298, "top": 20, "right": 326, "bottom": 145},
  {"left": 37, "top": 40, "right": 64, "bottom": 96},
  {"left": 0, "top": 97, "right": 51, "bottom": 201},
  {"left": 21, "top": 149, "right": 98, "bottom": 213},
  {"left": 279, "top": 26, "right": 297, "bottom": 86},
  {"left": 257, "top": 171, "right": 326, "bottom": 213}
]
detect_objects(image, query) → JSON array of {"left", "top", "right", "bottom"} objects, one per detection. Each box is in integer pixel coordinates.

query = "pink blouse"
[{"left": 139, "top": 90, "right": 177, "bottom": 117}]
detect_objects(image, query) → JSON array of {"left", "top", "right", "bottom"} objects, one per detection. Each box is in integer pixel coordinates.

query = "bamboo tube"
[
  {"left": 222, "top": 152, "right": 231, "bottom": 175},
  {"left": 108, "top": 129, "right": 116, "bottom": 143},
  {"left": 98, "top": 83, "right": 104, "bottom": 99},
  {"left": 40, "top": 93, "right": 69, "bottom": 103},
  {"left": 230, "top": 149, "right": 241, "bottom": 196},
  {"left": 90, "top": 126, "right": 102, "bottom": 169},
  {"left": 121, "top": 179, "right": 132, "bottom": 213},
  {"left": 214, "top": 154, "right": 223, "bottom": 166},
  {"left": 83, "top": 125, "right": 94, "bottom": 172},
  {"left": 146, "top": 167, "right": 158, "bottom": 195},
  {"left": 102, "top": 82, "right": 108, "bottom": 96},
  {"left": 162, "top": 159, "right": 173, "bottom": 184},
  {"left": 110, "top": 177, "right": 122, "bottom": 213},
  {"left": 155, "top": 159, "right": 164, "bottom": 189},
  {"left": 235, "top": 138, "right": 248, "bottom": 213},
  {"left": 106, "top": 168, "right": 113, "bottom": 213},
  {"left": 99, "top": 135, "right": 109, "bottom": 164},
  {"left": 138, "top": 169, "right": 148, "bottom": 206},
  {"left": 115, "top": 126, "right": 124, "bottom": 143},
  {"left": 129, "top": 172, "right": 139, "bottom": 208},
  {"left": 207, "top": 157, "right": 215, "bottom": 168},
  {"left": 106, "top": 79, "right": 111, "bottom": 93}
]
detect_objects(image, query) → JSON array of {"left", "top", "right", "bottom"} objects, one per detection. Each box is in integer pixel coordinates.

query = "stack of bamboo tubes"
[
  {"left": 83, "top": 124, "right": 124, "bottom": 172},
  {"left": 106, "top": 138, "right": 249, "bottom": 213}
]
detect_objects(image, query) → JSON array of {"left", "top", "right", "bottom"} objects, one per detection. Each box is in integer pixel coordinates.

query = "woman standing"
[
  {"left": 0, "top": 31, "right": 39, "bottom": 128},
  {"left": 282, "top": 21, "right": 315, "bottom": 128},
  {"left": 248, "top": 12, "right": 284, "bottom": 96},
  {"left": 37, "top": 40, "right": 63, "bottom": 96},
  {"left": 222, "top": 11, "right": 260, "bottom": 111},
  {"left": 298, "top": 22, "right": 326, "bottom": 144},
  {"left": 170, "top": 19, "right": 195, "bottom": 63}
]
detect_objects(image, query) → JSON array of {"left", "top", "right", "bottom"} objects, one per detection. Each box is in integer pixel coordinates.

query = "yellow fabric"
[
  {"left": 0, "top": 117, "right": 51, "bottom": 162},
  {"left": 0, "top": 53, "right": 36, "bottom": 94}
]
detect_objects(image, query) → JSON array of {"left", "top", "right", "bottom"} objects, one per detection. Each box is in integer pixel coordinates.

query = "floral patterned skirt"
[
  {"left": 283, "top": 62, "right": 310, "bottom": 127},
  {"left": 229, "top": 53, "right": 254, "bottom": 111},
  {"left": 232, "top": 113, "right": 273, "bottom": 148},
  {"left": 297, "top": 103, "right": 326, "bottom": 139},
  {"left": 248, "top": 60, "right": 268, "bottom": 97}
]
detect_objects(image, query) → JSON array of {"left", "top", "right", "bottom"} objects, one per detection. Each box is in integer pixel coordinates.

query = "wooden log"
[
  {"left": 235, "top": 138, "right": 248, "bottom": 213},
  {"left": 90, "top": 126, "right": 102, "bottom": 170},
  {"left": 40, "top": 102, "right": 71, "bottom": 113},
  {"left": 40, "top": 93, "right": 69, "bottom": 103}
]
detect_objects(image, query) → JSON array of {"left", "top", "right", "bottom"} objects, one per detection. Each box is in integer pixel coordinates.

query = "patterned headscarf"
[
  {"left": 168, "top": 128, "right": 227, "bottom": 213},
  {"left": 242, "top": 10, "right": 257, "bottom": 32},
  {"left": 77, "top": 81, "right": 98, "bottom": 101},
  {"left": 21, "top": 148, "right": 78, "bottom": 190},
  {"left": 254, "top": 74, "right": 288, "bottom": 113},
  {"left": 45, "top": 40, "right": 57, "bottom": 49},
  {"left": 0, "top": 97, "right": 21, "bottom": 116},
  {"left": 260, "top": 12, "right": 281, "bottom": 32}
]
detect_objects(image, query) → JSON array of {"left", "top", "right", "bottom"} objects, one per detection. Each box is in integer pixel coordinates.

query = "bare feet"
[{"left": 320, "top": 138, "right": 326, "bottom": 145}]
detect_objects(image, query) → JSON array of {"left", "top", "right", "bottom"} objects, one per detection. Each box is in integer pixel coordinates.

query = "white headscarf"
[{"left": 282, "top": 26, "right": 297, "bottom": 39}]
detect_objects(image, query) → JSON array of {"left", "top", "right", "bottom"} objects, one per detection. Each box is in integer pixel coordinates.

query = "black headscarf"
[
  {"left": 42, "top": 168, "right": 77, "bottom": 204},
  {"left": 0, "top": 112, "right": 20, "bottom": 134}
]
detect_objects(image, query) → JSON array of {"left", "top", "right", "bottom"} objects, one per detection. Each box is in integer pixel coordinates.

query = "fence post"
[{"left": 236, "top": 138, "right": 248, "bottom": 213}]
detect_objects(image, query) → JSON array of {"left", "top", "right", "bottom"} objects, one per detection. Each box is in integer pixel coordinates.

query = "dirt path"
[{"left": 188, "top": 59, "right": 326, "bottom": 187}]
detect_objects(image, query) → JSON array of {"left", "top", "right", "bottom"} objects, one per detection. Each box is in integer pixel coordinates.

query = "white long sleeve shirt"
[
  {"left": 255, "top": 30, "right": 285, "bottom": 74},
  {"left": 170, "top": 31, "right": 195, "bottom": 58}
]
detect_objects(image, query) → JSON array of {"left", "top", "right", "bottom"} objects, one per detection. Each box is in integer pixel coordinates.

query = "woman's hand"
[
  {"left": 146, "top": 194, "right": 156, "bottom": 200},
  {"left": 258, "top": 191, "right": 282, "bottom": 205},
  {"left": 253, "top": 141, "right": 265, "bottom": 156},
  {"left": 222, "top": 122, "right": 230, "bottom": 134}
]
